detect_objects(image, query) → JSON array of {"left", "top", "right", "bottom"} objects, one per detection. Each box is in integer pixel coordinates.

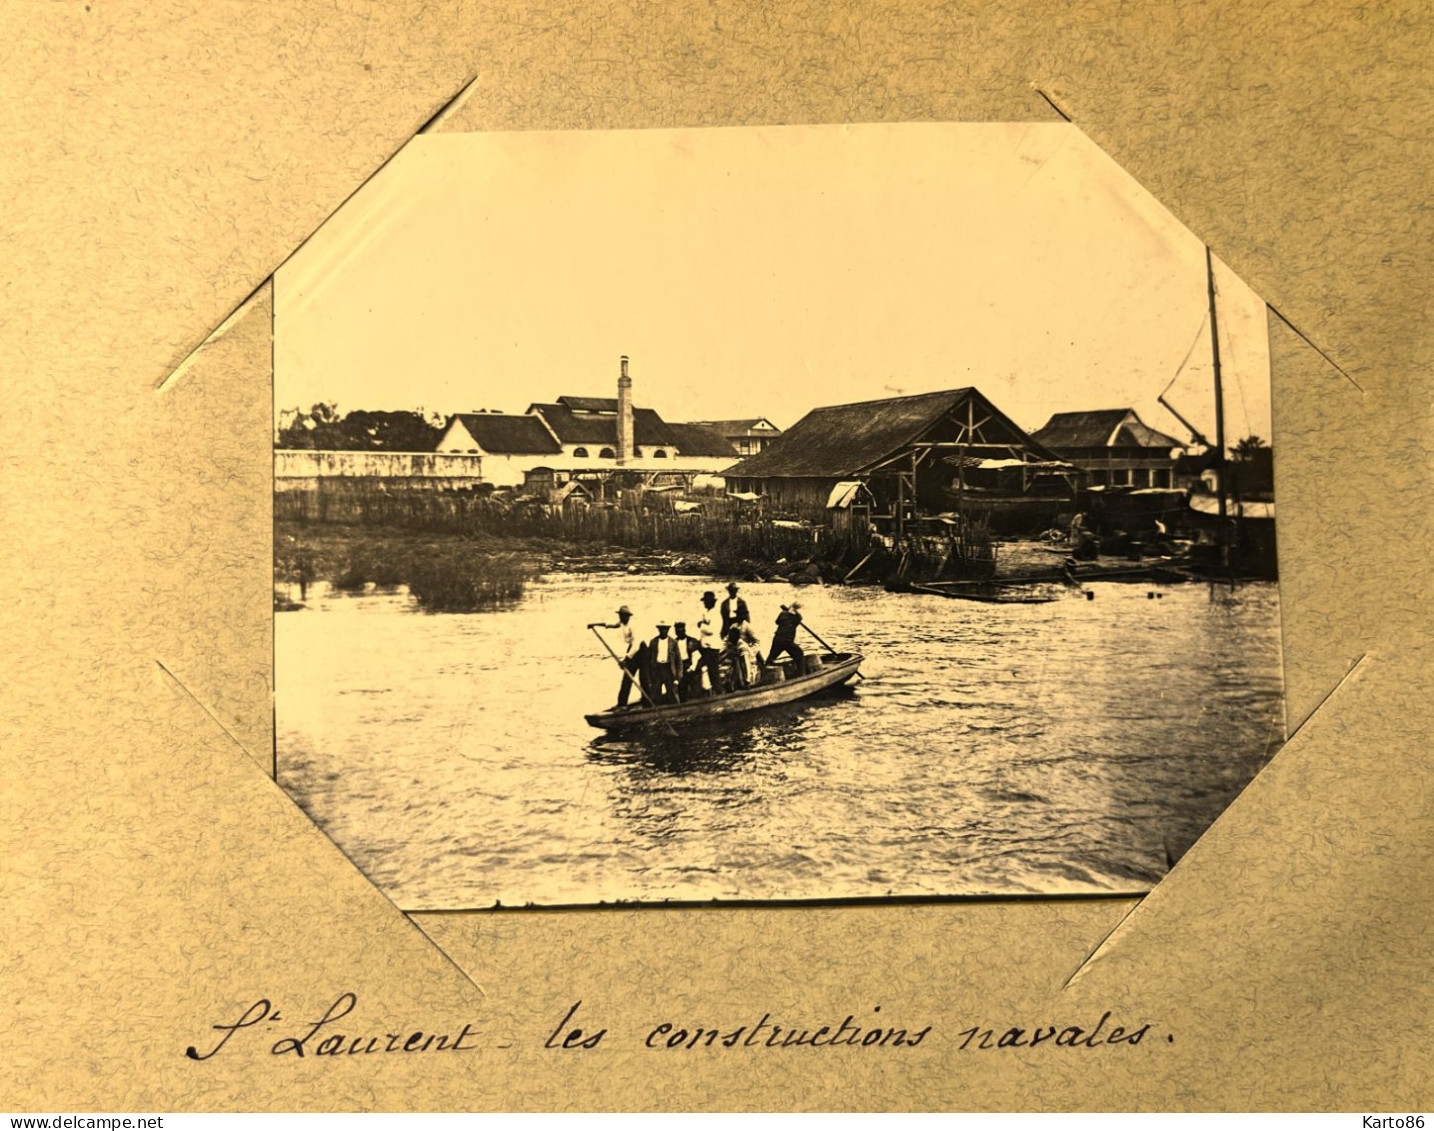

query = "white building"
[
  {"left": 690, "top": 417, "right": 784, "bottom": 457},
  {"left": 436, "top": 357, "right": 741, "bottom": 486}
]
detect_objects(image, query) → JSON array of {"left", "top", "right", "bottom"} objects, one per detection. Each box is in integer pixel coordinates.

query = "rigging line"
[{"left": 1159, "top": 310, "right": 1211, "bottom": 407}]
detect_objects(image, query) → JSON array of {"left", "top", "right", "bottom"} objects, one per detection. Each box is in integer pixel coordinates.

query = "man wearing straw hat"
[
  {"left": 642, "top": 621, "right": 682, "bottom": 705},
  {"left": 693, "top": 590, "right": 723, "bottom": 697},
  {"left": 766, "top": 600, "right": 806, "bottom": 668},
  {"left": 590, "top": 604, "right": 642, "bottom": 708}
]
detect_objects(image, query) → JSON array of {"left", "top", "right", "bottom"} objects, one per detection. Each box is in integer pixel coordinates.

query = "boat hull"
[
  {"left": 910, "top": 583, "right": 1058, "bottom": 603},
  {"left": 585, "top": 653, "right": 863, "bottom": 730}
]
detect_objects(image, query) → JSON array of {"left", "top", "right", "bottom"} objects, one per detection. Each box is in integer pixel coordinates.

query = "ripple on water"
[{"left": 277, "top": 572, "right": 1283, "bottom": 908}]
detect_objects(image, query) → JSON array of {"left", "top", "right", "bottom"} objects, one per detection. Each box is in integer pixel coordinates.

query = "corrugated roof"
[
  {"left": 725, "top": 388, "right": 1000, "bottom": 479},
  {"left": 664, "top": 422, "right": 740, "bottom": 458},
  {"left": 530, "top": 403, "right": 678, "bottom": 448},
  {"left": 1031, "top": 408, "right": 1180, "bottom": 450},
  {"left": 449, "top": 413, "right": 561, "bottom": 454}
]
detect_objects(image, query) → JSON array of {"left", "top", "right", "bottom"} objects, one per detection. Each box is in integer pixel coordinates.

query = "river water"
[{"left": 277, "top": 572, "right": 1283, "bottom": 910}]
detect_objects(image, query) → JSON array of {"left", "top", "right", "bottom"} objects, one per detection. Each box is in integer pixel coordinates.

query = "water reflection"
[
  {"left": 277, "top": 572, "right": 1283, "bottom": 908},
  {"left": 586, "top": 687, "right": 859, "bottom": 770}
]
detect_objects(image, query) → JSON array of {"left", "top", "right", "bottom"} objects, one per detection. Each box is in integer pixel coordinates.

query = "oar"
[
  {"left": 799, "top": 621, "right": 865, "bottom": 679},
  {"left": 588, "top": 625, "right": 680, "bottom": 735},
  {"left": 1060, "top": 564, "right": 1094, "bottom": 600}
]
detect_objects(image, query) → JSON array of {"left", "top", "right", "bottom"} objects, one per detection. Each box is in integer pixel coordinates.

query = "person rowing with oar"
[
  {"left": 766, "top": 599, "right": 805, "bottom": 668},
  {"left": 795, "top": 610, "right": 866, "bottom": 681},
  {"left": 587, "top": 604, "right": 642, "bottom": 709}
]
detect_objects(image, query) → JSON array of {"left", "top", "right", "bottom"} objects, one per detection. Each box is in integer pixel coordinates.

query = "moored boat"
[
  {"left": 585, "top": 652, "right": 864, "bottom": 731},
  {"left": 909, "top": 581, "right": 1059, "bottom": 604}
]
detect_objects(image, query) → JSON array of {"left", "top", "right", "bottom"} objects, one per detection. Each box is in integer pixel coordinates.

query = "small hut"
[{"left": 826, "top": 480, "right": 875, "bottom": 536}]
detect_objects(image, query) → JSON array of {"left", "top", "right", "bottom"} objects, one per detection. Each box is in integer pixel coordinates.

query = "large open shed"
[{"left": 724, "top": 387, "right": 1078, "bottom": 532}]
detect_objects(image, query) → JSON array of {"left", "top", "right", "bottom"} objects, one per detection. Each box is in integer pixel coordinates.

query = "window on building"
[
  {"left": 1112, "top": 469, "right": 1131, "bottom": 486},
  {"left": 1153, "top": 468, "right": 1171, "bottom": 488},
  {"left": 573, "top": 447, "right": 589, "bottom": 458},
  {"left": 598, "top": 447, "right": 615, "bottom": 459},
  {"left": 1090, "top": 469, "right": 1107, "bottom": 486},
  {"left": 653, "top": 449, "right": 668, "bottom": 458}
]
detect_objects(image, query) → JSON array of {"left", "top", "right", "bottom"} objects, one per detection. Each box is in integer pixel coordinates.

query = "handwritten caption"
[{"left": 185, "top": 994, "right": 1171, "bottom": 1061}]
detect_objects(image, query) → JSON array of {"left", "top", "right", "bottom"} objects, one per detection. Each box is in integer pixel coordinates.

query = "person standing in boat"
[
  {"left": 642, "top": 621, "right": 682, "bottom": 704},
  {"left": 720, "top": 582, "right": 751, "bottom": 637},
  {"left": 695, "top": 590, "right": 723, "bottom": 696},
  {"left": 671, "top": 621, "right": 702, "bottom": 700},
  {"left": 590, "top": 604, "right": 642, "bottom": 708},
  {"left": 766, "top": 600, "right": 806, "bottom": 668}
]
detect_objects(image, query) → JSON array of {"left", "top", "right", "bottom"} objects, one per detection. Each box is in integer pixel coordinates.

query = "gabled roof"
[
  {"left": 664, "top": 422, "right": 739, "bottom": 458},
  {"left": 529, "top": 402, "right": 678, "bottom": 447},
  {"left": 1032, "top": 408, "right": 1180, "bottom": 450},
  {"left": 1115, "top": 417, "right": 1182, "bottom": 449},
  {"left": 556, "top": 395, "right": 619, "bottom": 413},
  {"left": 447, "top": 413, "right": 561, "bottom": 455},
  {"left": 692, "top": 418, "right": 783, "bottom": 437},
  {"left": 726, "top": 387, "right": 1053, "bottom": 479}
]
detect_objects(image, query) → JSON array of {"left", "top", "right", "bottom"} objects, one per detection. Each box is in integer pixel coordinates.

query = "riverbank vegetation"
[
  {"left": 276, "top": 525, "right": 541, "bottom": 612},
  {"left": 277, "top": 489, "right": 882, "bottom": 585},
  {"left": 275, "top": 487, "right": 1003, "bottom": 611}
]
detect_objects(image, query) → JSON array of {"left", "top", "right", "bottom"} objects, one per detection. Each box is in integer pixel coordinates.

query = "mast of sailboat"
[
  {"left": 1157, "top": 392, "right": 1208, "bottom": 449},
  {"left": 1204, "top": 245, "right": 1230, "bottom": 567}
]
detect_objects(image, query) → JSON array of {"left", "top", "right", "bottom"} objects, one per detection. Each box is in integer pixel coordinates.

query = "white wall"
[
  {"left": 274, "top": 450, "right": 485, "bottom": 479},
  {"left": 274, "top": 448, "right": 736, "bottom": 489}
]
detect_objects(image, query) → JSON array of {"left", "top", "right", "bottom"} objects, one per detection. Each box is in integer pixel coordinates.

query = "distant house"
[
  {"left": 524, "top": 397, "right": 680, "bottom": 461},
  {"left": 725, "top": 387, "right": 1074, "bottom": 528},
  {"left": 690, "top": 418, "right": 783, "bottom": 458},
  {"left": 434, "top": 358, "right": 741, "bottom": 486},
  {"left": 663, "top": 422, "right": 743, "bottom": 462},
  {"left": 1030, "top": 408, "right": 1183, "bottom": 489},
  {"left": 433, "top": 412, "right": 564, "bottom": 488}
]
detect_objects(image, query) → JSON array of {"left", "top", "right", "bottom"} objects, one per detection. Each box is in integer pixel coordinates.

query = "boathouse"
[{"left": 724, "top": 387, "right": 1076, "bottom": 532}]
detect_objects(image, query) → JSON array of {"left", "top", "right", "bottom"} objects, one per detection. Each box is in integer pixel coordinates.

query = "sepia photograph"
[{"left": 273, "top": 123, "right": 1284, "bottom": 911}]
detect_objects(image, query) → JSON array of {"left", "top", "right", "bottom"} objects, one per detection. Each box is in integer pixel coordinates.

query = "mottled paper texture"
[{"left": 2, "top": 1, "right": 1430, "bottom": 1111}]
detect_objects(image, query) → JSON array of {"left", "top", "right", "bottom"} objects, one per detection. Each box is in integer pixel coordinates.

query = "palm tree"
[{"left": 1231, "top": 435, "right": 1268, "bottom": 461}]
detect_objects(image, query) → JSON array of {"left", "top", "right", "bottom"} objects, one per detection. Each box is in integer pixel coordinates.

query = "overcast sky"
[{"left": 276, "top": 122, "right": 1271, "bottom": 445}]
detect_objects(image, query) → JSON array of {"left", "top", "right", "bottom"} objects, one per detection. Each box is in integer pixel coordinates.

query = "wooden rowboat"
[
  {"left": 909, "top": 583, "right": 1059, "bottom": 604},
  {"left": 584, "top": 652, "right": 864, "bottom": 731}
]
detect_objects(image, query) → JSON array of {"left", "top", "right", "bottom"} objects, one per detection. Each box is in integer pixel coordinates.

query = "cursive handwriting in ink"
[
  {"left": 956, "top": 1011, "right": 1153, "bottom": 1050},
  {"left": 185, "top": 998, "right": 276, "bottom": 1061},
  {"left": 186, "top": 993, "right": 483, "bottom": 1060},
  {"left": 544, "top": 1001, "right": 607, "bottom": 1049}
]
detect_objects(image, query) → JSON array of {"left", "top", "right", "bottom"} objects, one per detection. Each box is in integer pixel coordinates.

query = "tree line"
[{"left": 274, "top": 404, "right": 445, "bottom": 451}]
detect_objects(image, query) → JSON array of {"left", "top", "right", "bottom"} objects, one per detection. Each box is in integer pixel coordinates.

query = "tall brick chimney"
[{"left": 616, "top": 355, "right": 634, "bottom": 465}]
